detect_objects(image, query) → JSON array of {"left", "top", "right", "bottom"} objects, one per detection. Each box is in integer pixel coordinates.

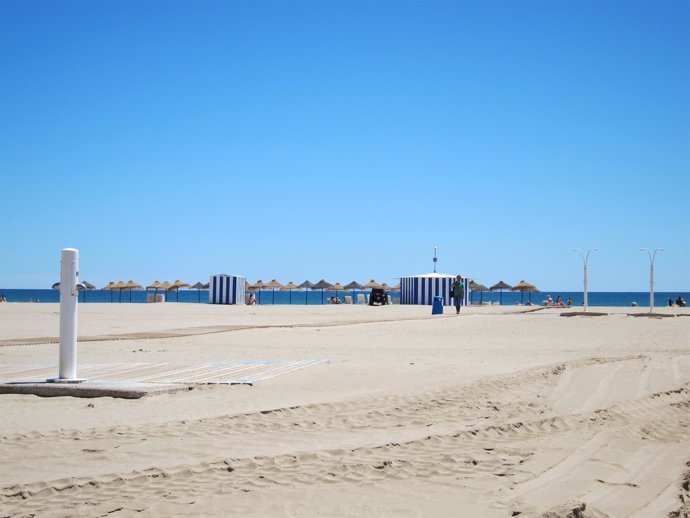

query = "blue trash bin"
[{"left": 432, "top": 296, "right": 444, "bottom": 315}]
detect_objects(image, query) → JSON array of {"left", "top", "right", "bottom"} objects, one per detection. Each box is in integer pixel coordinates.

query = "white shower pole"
[{"left": 48, "top": 248, "right": 86, "bottom": 383}]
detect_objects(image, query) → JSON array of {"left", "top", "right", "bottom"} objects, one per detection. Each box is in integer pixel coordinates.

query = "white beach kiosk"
[
  {"left": 400, "top": 273, "right": 469, "bottom": 306},
  {"left": 209, "top": 274, "right": 246, "bottom": 304}
]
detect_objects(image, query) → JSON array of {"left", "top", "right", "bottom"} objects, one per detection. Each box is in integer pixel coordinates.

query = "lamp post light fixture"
[
  {"left": 573, "top": 248, "right": 597, "bottom": 312},
  {"left": 641, "top": 248, "right": 664, "bottom": 312},
  {"left": 433, "top": 246, "right": 438, "bottom": 273}
]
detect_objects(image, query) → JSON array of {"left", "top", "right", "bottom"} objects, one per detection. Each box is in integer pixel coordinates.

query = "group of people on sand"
[
  {"left": 544, "top": 295, "right": 573, "bottom": 308},
  {"left": 327, "top": 297, "right": 342, "bottom": 304},
  {"left": 669, "top": 296, "right": 687, "bottom": 307}
]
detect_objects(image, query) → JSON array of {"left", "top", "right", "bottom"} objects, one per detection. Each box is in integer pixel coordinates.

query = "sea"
[{"left": 0, "top": 288, "right": 687, "bottom": 307}]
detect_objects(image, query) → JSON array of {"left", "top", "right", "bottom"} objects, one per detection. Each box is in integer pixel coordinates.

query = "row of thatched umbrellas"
[
  {"left": 54, "top": 280, "right": 211, "bottom": 302},
  {"left": 58, "top": 278, "right": 399, "bottom": 304},
  {"left": 55, "top": 278, "right": 539, "bottom": 305},
  {"left": 247, "top": 279, "right": 400, "bottom": 304},
  {"left": 469, "top": 280, "right": 540, "bottom": 304},
  {"left": 101, "top": 280, "right": 211, "bottom": 302}
]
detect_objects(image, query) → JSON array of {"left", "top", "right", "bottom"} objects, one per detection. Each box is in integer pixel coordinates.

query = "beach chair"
[
  {"left": 344, "top": 296, "right": 353, "bottom": 304},
  {"left": 387, "top": 295, "right": 393, "bottom": 305},
  {"left": 357, "top": 294, "right": 366, "bottom": 304}
]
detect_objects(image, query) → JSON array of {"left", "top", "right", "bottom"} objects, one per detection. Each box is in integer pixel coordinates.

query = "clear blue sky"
[{"left": 1, "top": 0, "right": 688, "bottom": 291}]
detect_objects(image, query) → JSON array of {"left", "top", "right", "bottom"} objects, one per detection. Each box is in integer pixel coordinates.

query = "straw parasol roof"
[
  {"left": 264, "top": 279, "right": 283, "bottom": 304},
  {"left": 331, "top": 282, "right": 346, "bottom": 291},
  {"left": 147, "top": 280, "right": 164, "bottom": 290},
  {"left": 281, "top": 281, "right": 299, "bottom": 304},
  {"left": 298, "top": 280, "right": 314, "bottom": 289},
  {"left": 167, "top": 280, "right": 190, "bottom": 302},
  {"left": 100, "top": 281, "right": 118, "bottom": 302},
  {"left": 490, "top": 281, "right": 512, "bottom": 291},
  {"left": 312, "top": 279, "right": 333, "bottom": 304},
  {"left": 511, "top": 280, "right": 539, "bottom": 304},
  {"left": 511, "top": 280, "right": 537, "bottom": 291},
  {"left": 123, "top": 280, "right": 142, "bottom": 302},
  {"left": 470, "top": 282, "right": 490, "bottom": 304},
  {"left": 189, "top": 282, "right": 207, "bottom": 303},
  {"left": 343, "top": 281, "right": 363, "bottom": 290},
  {"left": 362, "top": 279, "right": 381, "bottom": 289},
  {"left": 490, "top": 280, "right": 512, "bottom": 305},
  {"left": 390, "top": 284, "right": 401, "bottom": 292},
  {"left": 111, "top": 281, "right": 127, "bottom": 291}
]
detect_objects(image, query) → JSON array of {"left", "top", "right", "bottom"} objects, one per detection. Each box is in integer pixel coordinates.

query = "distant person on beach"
[
  {"left": 566, "top": 297, "right": 573, "bottom": 307},
  {"left": 545, "top": 295, "right": 553, "bottom": 306},
  {"left": 669, "top": 297, "right": 674, "bottom": 307},
  {"left": 631, "top": 301, "right": 638, "bottom": 307},
  {"left": 555, "top": 295, "right": 564, "bottom": 307},
  {"left": 676, "top": 296, "right": 686, "bottom": 307},
  {"left": 451, "top": 275, "right": 464, "bottom": 315},
  {"left": 247, "top": 293, "right": 257, "bottom": 305},
  {"left": 0, "top": 294, "right": 6, "bottom": 303}
]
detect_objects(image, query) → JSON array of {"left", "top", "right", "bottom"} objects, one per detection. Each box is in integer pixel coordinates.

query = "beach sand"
[{"left": 1, "top": 303, "right": 689, "bottom": 517}]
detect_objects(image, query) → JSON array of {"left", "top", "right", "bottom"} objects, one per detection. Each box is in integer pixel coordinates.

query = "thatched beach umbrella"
[
  {"left": 168, "top": 280, "right": 190, "bottom": 302},
  {"left": 264, "top": 279, "right": 283, "bottom": 304},
  {"left": 511, "top": 280, "right": 538, "bottom": 304},
  {"left": 101, "top": 281, "right": 117, "bottom": 302},
  {"left": 250, "top": 280, "right": 266, "bottom": 304},
  {"left": 281, "top": 281, "right": 299, "bottom": 304},
  {"left": 124, "top": 280, "right": 143, "bottom": 303},
  {"left": 312, "top": 279, "right": 334, "bottom": 304},
  {"left": 490, "top": 281, "right": 512, "bottom": 305},
  {"left": 110, "top": 281, "right": 127, "bottom": 303},
  {"left": 146, "top": 280, "right": 164, "bottom": 300},
  {"left": 470, "top": 282, "right": 490, "bottom": 304},
  {"left": 298, "top": 280, "right": 314, "bottom": 304},
  {"left": 343, "top": 281, "right": 363, "bottom": 300},
  {"left": 190, "top": 281, "right": 206, "bottom": 303},
  {"left": 362, "top": 279, "right": 381, "bottom": 290}
]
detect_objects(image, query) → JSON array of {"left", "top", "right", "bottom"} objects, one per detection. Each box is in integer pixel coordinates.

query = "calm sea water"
[{"left": 0, "top": 288, "right": 687, "bottom": 307}]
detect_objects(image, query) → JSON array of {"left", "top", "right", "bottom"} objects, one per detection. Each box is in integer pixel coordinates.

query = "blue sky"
[{"left": 1, "top": 0, "right": 688, "bottom": 291}]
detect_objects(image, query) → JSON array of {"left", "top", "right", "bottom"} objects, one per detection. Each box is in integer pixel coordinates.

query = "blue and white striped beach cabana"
[
  {"left": 209, "top": 274, "right": 246, "bottom": 304},
  {"left": 400, "top": 273, "right": 470, "bottom": 306}
]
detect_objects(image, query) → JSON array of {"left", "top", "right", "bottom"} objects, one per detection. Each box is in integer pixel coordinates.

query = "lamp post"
[
  {"left": 573, "top": 248, "right": 597, "bottom": 312},
  {"left": 641, "top": 248, "right": 664, "bottom": 312},
  {"left": 433, "top": 246, "right": 438, "bottom": 273}
]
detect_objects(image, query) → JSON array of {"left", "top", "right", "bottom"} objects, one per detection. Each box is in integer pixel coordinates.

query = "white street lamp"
[
  {"left": 433, "top": 246, "right": 438, "bottom": 273},
  {"left": 573, "top": 248, "right": 597, "bottom": 312},
  {"left": 641, "top": 248, "right": 664, "bottom": 312}
]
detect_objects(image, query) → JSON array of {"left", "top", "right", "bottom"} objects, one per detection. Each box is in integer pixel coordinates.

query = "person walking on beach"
[{"left": 451, "top": 275, "right": 465, "bottom": 315}]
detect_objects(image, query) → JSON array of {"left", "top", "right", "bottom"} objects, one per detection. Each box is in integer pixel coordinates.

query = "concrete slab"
[{"left": 0, "top": 381, "right": 191, "bottom": 399}]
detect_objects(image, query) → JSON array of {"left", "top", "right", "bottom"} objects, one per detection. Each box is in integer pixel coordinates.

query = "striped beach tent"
[
  {"left": 400, "top": 273, "right": 470, "bottom": 306},
  {"left": 209, "top": 274, "right": 246, "bottom": 304}
]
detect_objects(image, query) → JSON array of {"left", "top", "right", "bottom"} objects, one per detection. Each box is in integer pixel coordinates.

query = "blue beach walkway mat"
[{"left": 209, "top": 274, "right": 246, "bottom": 304}]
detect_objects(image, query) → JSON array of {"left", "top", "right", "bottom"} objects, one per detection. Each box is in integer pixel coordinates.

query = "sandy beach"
[{"left": 1, "top": 302, "right": 689, "bottom": 517}]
